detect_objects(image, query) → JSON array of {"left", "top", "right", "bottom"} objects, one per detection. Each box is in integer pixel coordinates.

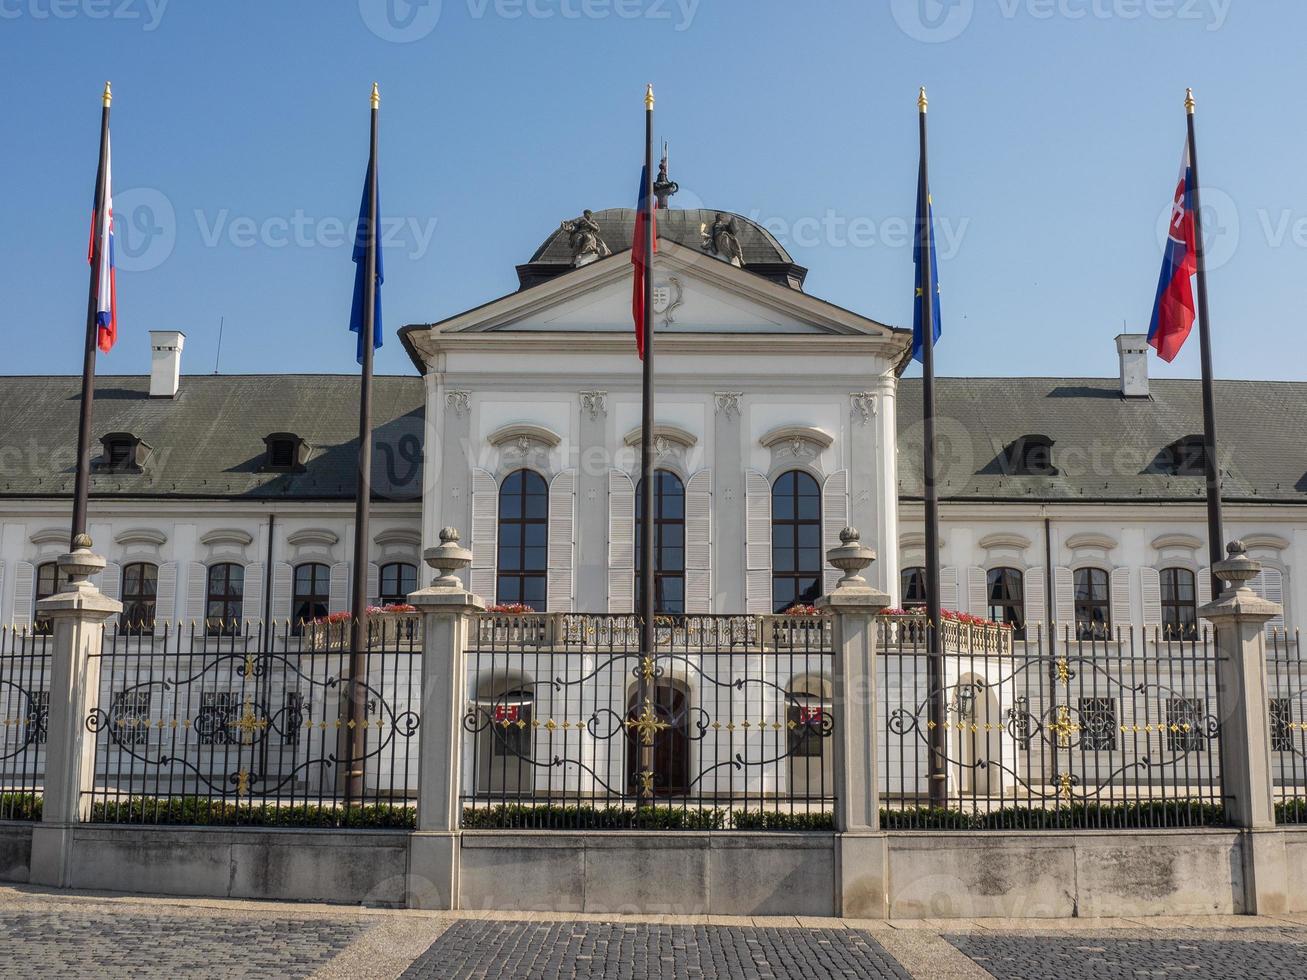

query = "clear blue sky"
[{"left": 1, "top": 0, "right": 1301, "bottom": 381}]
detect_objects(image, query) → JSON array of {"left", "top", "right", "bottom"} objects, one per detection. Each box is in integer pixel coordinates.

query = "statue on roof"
[
  {"left": 560, "top": 210, "right": 612, "bottom": 267},
  {"left": 702, "top": 212, "right": 744, "bottom": 267}
]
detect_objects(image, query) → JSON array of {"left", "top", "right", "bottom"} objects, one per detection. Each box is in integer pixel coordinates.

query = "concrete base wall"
[{"left": 0, "top": 822, "right": 1304, "bottom": 918}]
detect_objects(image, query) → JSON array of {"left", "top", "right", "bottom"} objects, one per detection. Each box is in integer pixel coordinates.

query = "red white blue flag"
[
  {"left": 1147, "top": 145, "right": 1198, "bottom": 363},
  {"left": 88, "top": 129, "right": 116, "bottom": 353},
  {"left": 632, "top": 164, "right": 656, "bottom": 359}
]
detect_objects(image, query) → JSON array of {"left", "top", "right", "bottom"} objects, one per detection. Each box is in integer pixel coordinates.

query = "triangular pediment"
[{"left": 425, "top": 241, "right": 899, "bottom": 340}]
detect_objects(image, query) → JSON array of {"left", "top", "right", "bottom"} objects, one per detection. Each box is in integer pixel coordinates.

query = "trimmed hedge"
[
  {"left": 461, "top": 804, "right": 834, "bottom": 831},
  {"left": 0, "top": 793, "right": 41, "bottom": 821},
  {"left": 1277, "top": 799, "right": 1307, "bottom": 825},
  {"left": 879, "top": 801, "right": 1230, "bottom": 830},
  {"left": 90, "top": 797, "right": 416, "bottom": 829}
]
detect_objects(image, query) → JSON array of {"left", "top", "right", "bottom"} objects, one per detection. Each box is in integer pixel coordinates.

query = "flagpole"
[
  {"left": 637, "top": 83, "right": 656, "bottom": 811},
  {"left": 1185, "top": 88, "right": 1225, "bottom": 588},
  {"left": 70, "top": 81, "right": 113, "bottom": 551},
  {"left": 346, "top": 81, "right": 380, "bottom": 804},
  {"left": 916, "top": 87, "right": 948, "bottom": 810}
]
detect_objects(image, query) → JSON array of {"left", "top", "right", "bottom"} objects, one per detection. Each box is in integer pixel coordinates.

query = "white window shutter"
[
  {"left": 367, "top": 563, "right": 381, "bottom": 606},
  {"left": 608, "top": 470, "right": 635, "bottom": 613},
  {"left": 1140, "top": 566, "right": 1162, "bottom": 631},
  {"left": 1054, "top": 566, "right": 1075, "bottom": 632},
  {"left": 939, "top": 566, "right": 960, "bottom": 614},
  {"left": 185, "top": 562, "right": 208, "bottom": 626},
  {"left": 967, "top": 566, "right": 988, "bottom": 618},
  {"left": 548, "top": 469, "right": 577, "bottom": 613},
  {"left": 329, "top": 562, "right": 351, "bottom": 614},
  {"left": 821, "top": 470, "right": 850, "bottom": 596},
  {"left": 270, "top": 562, "right": 293, "bottom": 624},
  {"left": 1196, "top": 566, "right": 1212, "bottom": 608},
  {"left": 0, "top": 563, "right": 5, "bottom": 628},
  {"left": 744, "top": 470, "right": 772, "bottom": 614},
  {"left": 1252, "top": 569, "right": 1287, "bottom": 637},
  {"left": 1110, "top": 567, "right": 1132, "bottom": 632},
  {"left": 100, "top": 562, "right": 122, "bottom": 605},
  {"left": 154, "top": 562, "right": 177, "bottom": 636},
  {"left": 11, "top": 561, "right": 33, "bottom": 628},
  {"left": 1024, "top": 566, "right": 1046, "bottom": 639},
  {"left": 470, "top": 467, "right": 498, "bottom": 603},
  {"left": 685, "top": 469, "right": 712, "bottom": 614},
  {"left": 243, "top": 562, "right": 265, "bottom": 630}
]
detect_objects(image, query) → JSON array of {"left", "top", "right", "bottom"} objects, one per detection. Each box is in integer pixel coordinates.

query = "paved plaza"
[{"left": 3, "top": 886, "right": 1307, "bottom": 979}]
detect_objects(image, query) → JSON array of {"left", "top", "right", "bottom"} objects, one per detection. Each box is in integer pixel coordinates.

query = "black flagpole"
[
  {"left": 1185, "top": 88, "right": 1225, "bottom": 589},
  {"left": 70, "top": 82, "right": 113, "bottom": 551},
  {"left": 346, "top": 82, "right": 380, "bottom": 804},
  {"left": 917, "top": 87, "right": 948, "bottom": 810},
  {"left": 637, "top": 84, "right": 656, "bottom": 810}
]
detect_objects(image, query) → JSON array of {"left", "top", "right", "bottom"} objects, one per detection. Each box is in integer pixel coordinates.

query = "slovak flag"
[
  {"left": 632, "top": 164, "right": 657, "bottom": 359},
  {"left": 1147, "top": 146, "right": 1198, "bottom": 363},
  {"left": 88, "top": 129, "right": 117, "bottom": 353}
]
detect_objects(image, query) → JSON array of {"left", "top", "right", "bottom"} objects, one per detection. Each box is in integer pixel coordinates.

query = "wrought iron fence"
[
  {"left": 1269, "top": 628, "right": 1307, "bottom": 824},
  {"left": 878, "top": 615, "right": 1227, "bottom": 829},
  {"left": 0, "top": 627, "right": 50, "bottom": 820},
  {"left": 460, "top": 613, "right": 835, "bottom": 831},
  {"left": 83, "top": 615, "right": 422, "bottom": 827}
]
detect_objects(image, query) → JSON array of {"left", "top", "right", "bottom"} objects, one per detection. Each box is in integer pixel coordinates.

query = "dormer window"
[
  {"left": 262, "top": 433, "right": 307, "bottom": 473},
  {"left": 99, "top": 433, "right": 149, "bottom": 473},
  {"left": 1163, "top": 435, "right": 1207, "bottom": 477},
  {"left": 1005, "top": 435, "right": 1058, "bottom": 476}
]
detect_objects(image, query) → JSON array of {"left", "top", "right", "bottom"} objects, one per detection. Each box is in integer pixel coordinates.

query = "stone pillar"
[
  {"left": 29, "top": 538, "right": 122, "bottom": 888},
  {"left": 406, "top": 527, "right": 484, "bottom": 911},
  {"left": 817, "top": 528, "right": 891, "bottom": 918},
  {"left": 1200, "top": 540, "right": 1286, "bottom": 914}
]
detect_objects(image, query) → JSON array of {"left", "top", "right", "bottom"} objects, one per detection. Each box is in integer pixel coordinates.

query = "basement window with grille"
[{"left": 262, "top": 433, "right": 307, "bottom": 473}]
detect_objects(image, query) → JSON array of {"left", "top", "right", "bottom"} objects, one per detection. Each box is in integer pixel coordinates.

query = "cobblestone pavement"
[
  {"left": 399, "top": 920, "right": 913, "bottom": 980},
  {"left": 3, "top": 886, "right": 1307, "bottom": 979},
  {"left": 945, "top": 930, "right": 1307, "bottom": 979}
]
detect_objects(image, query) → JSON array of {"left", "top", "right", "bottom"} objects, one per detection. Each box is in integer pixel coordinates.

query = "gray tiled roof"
[
  {"left": 0, "top": 375, "right": 1302, "bottom": 505},
  {"left": 528, "top": 208, "right": 794, "bottom": 266},
  {"left": 0, "top": 375, "right": 424, "bottom": 502},
  {"left": 896, "top": 377, "right": 1307, "bottom": 503}
]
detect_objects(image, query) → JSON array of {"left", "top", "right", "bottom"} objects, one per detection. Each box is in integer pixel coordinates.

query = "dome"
[{"left": 518, "top": 208, "right": 807, "bottom": 291}]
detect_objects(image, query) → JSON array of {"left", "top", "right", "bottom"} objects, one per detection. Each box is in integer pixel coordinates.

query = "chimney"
[
  {"left": 149, "top": 330, "right": 185, "bottom": 398},
  {"left": 1115, "top": 333, "right": 1149, "bottom": 399}
]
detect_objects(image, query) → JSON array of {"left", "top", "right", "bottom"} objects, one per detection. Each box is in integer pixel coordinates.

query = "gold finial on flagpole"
[
  {"left": 644, "top": 83, "right": 655, "bottom": 110},
  {"left": 918, "top": 86, "right": 928, "bottom": 112},
  {"left": 371, "top": 82, "right": 380, "bottom": 110},
  {"left": 102, "top": 81, "right": 112, "bottom": 108},
  {"left": 1185, "top": 87, "right": 1195, "bottom": 114}
]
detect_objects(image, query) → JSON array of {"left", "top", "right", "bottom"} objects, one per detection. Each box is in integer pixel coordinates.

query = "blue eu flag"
[
  {"left": 912, "top": 167, "right": 941, "bottom": 364},
  {"left": 350, "top": 158, "right": 384, "bottom": 365}
]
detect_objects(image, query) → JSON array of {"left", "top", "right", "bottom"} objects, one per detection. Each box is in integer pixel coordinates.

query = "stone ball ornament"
[
  {"left": 423, "top": 526, "right": 473, "bottom": 590},
  {"left": 826, "top": 527, "right": 876, "bottom": 590}
]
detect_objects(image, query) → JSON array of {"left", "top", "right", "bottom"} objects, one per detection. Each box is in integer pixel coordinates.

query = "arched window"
[
  {"left": 901, "top": 567, "right": 927, "bottom": 611},
  {"left": 1160, "top": 567, "right": 1198, "bottom": 640},
  {"left": 634, "top": 471, "right": 685, "bottom": 616},
  {"left": 205, "top": 563, "right": 244, "bottom": 636},
  {"left": 120, "top": 562, "right": 158, "bottom": 631},
  {"left": 292, "top": 562, "right": 330, "bottom": 633},
  {"left": 771, "top": 470, "right": 822, "bottom": 613},
  {"left": 497, "top": 469, "right": 549, "bottom": 611},
  {"left": 987, "top": 567, "right": 1025, "bottom": 637},
  {"left": 33, "top": 561, "right": 65, "bottom": 636},
  {"left": 627, "top": 681, "right": 689, "bottom": 796},
  {"left": 1073, "top": 567, "right": 1110, "bottom": 640},
  {"left": 378, "top": 561, "right": 418, "bottom": 606}
]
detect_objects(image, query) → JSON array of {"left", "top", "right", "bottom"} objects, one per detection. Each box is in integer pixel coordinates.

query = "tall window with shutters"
[
  {"left": 120, "top": 562, "right": 158, "bottom": 631},
  {"left": 33, "top": 561, "right": 66, "bottom": 636},
  {"left": 291, "top": 562, "right": 330, "bottom": 634},
  {"left": 987, "top": 567, "right": 1026, "bottom": 637},
  {"left": 497, "top": 469, "right": 549, "bottom": 611},
  {"left": 205, "top": 563, "right": 244, "bottom": 637},
  {"left": 770, "top": 470, "right": 822, "bottom": 613},
  {"left": 378, "top": 561, "right": 418, "bottom": 605},
  {"left": 1073, "top": 567, "right": 1111, "bottom": 640},
  {"left": 1160, "top": 567, "right": 1198, "bottom": 640},
  {"left": 901, "top": 567, "right": 927, "bottom": 611},
  {"left": 634, "top": 471, "right": 685, "bottom": 616}
]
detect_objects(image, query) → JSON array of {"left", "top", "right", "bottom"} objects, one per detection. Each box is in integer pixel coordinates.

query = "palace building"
[{"left": 1, "top": 206, "right": 1303, "bottom": 643}]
